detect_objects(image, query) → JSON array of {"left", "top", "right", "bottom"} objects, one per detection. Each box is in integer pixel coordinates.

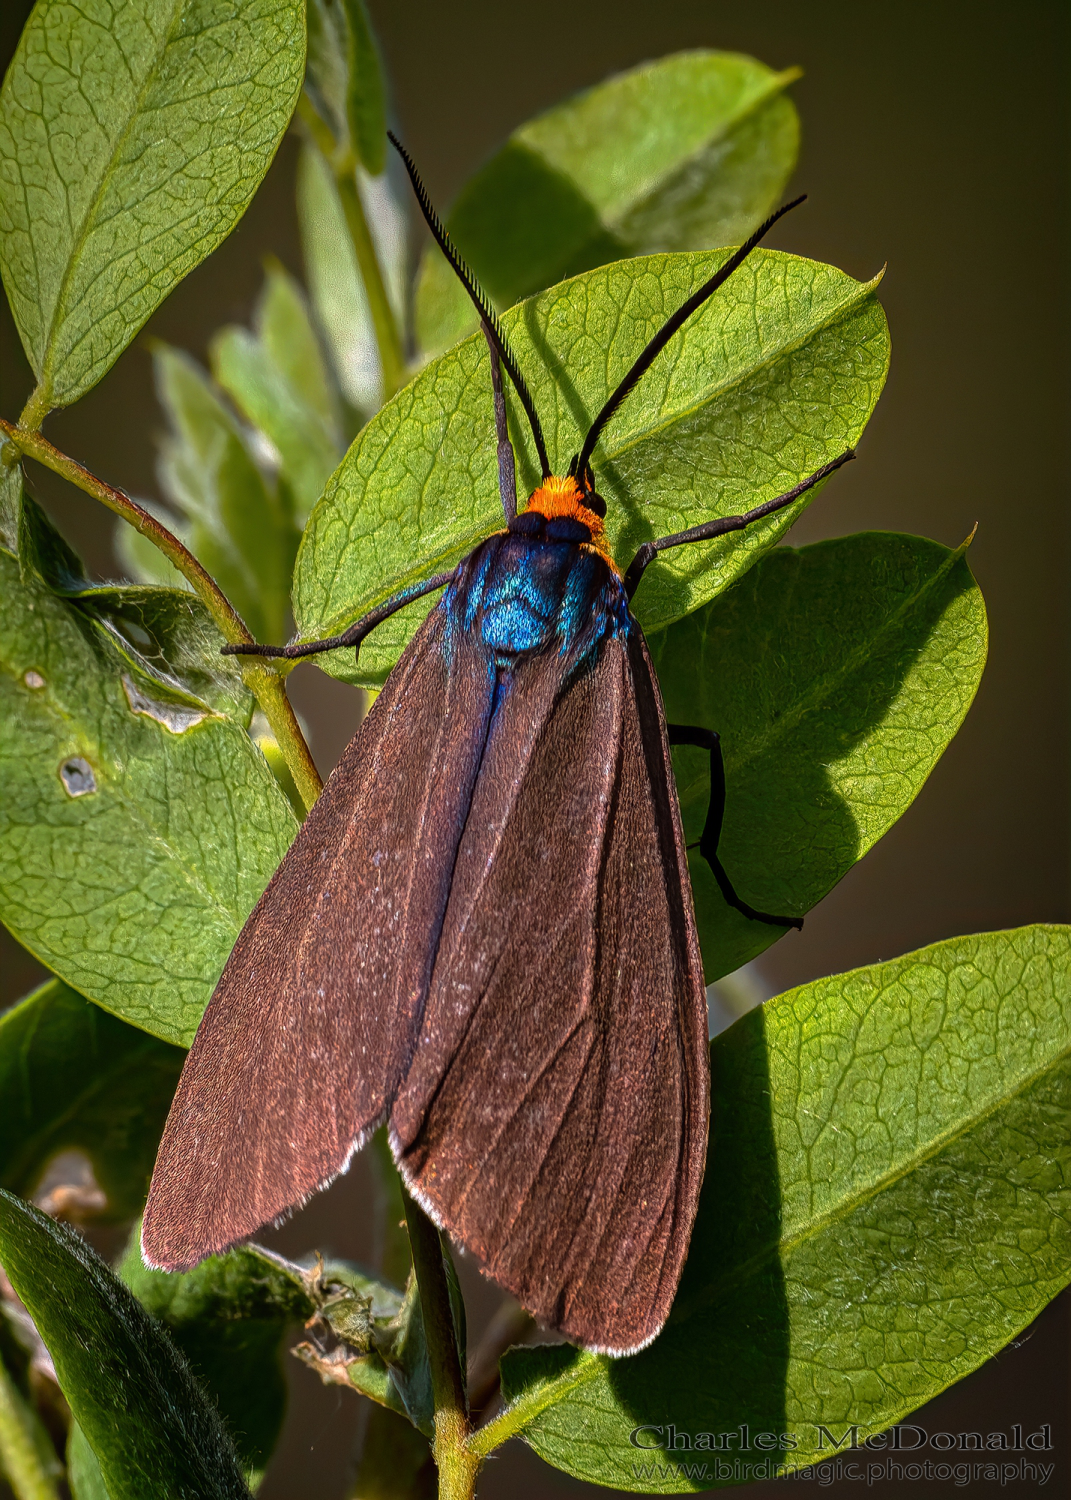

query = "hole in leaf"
[{"left": 59, "top": 758, "right": 96, "bottom": 797}]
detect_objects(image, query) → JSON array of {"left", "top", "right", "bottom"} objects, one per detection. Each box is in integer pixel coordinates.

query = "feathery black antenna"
[
  {"left": 576, "top": 195, "right": 807, "bottom": 482},
  {"left": 388, "top": 131, "right": 551, "bottom": 481}
]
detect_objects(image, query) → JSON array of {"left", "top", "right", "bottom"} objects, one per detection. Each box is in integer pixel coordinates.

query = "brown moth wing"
[
  {"left": 390, "top": 628, "right": 709, "bottom": 1354},
  {"left": 143, "top": 608, "right": 498, "bottom": 1271}
]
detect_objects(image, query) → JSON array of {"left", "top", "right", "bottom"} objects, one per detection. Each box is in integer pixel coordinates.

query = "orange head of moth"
[{"left": 521, "top": 474, "right": 616, "bottom": 571}]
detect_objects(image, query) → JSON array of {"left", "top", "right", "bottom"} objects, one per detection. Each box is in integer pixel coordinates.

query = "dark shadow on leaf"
[
  {"left": 452, "top": 141, "right": 625, "bottom": 309},
  {"left": 650, "top": 534, "right": 982, "bottom": 981}
]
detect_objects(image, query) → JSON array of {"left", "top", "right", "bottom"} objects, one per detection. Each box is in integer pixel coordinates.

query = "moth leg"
[
  {"left": 666, "top": 723, "right": 802, "bottom": 930},
  {"left": 221, "top": 570, "right": 457, "bottom": 665},
  {"left": 483, "top": 328, "right": 517, "bottom": 522},
  {"left": 623, "top": 450, "right": 855, "bottom": 600}
]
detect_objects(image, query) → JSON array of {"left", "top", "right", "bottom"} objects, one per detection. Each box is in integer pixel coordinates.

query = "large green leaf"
[
  {"left": 0, "top": 979, "right": 183, "bottom": 1219},
  {"left": 119, "top": 1243, "right": 313, "bottom": 1485},
  {"left": 295, "top": 248, "right": 887, "bottom": 684},
  {"left": 494, "top": 925, "right": 1071, "bottom": 1490},
  {"left": 0, "top": 0, "right": 305, "bottom": 412},
  {"left": 154, "top": 345, "right": 299, "bottom": 646},
  {"left": 0, "top": 1191, "right": 249, "bottom": 1499},
  {"left": 650, "top": 532, "right": 987, "bottom": 981},
  {"left": 0, "top": 541, "right": 297, "bottom": 1046},
  {"left": 211, "top": 263, "right": 344, "bottom": 523},
  {"left": 415, "top": 50, "right": 800, "bottom": 356}
]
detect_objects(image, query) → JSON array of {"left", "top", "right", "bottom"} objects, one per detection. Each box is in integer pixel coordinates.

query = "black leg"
[
  {"left": 667, "top": 723, "right": 803, "bottom": 931},
  {"left": 221, "top": 569, "right": 457, "bottom": 667},
  {"left": 624, "top": 450, "right": 855, "bottom": 600},
  {"left": 483, "top": 326, "right": 517, "bottom": 521}
]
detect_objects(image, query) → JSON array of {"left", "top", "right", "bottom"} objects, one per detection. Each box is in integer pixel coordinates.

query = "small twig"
[
  {"left": 0, "top": 419, "right": 322, "bottom": 811},
  {"left": 403, "top": 1192, "right": 479, "bottom": 1500},
  {"left": 297, "top": 92, "right": 407, "bottom": 402},
  {"left": 466, "top": 1299, "right": 535, "bottom": 1417}
]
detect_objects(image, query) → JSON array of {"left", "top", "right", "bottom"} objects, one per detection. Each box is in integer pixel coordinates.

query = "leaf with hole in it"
[
  {"left": 494, "top": 925, "right": 1071, "bottom": 1490},
  {"left": 0, "top": 979, "right": 183, "bottom": 1219},
  {"left": 415, "top": 50, "right": 800, "bottom": 355},
  {"left": 294, "top": 248, "right": 887, "bottom": 686},
  {"left": 0, "top": 541, "right": 297, "bottom": 1046},
  {"left": 648, "top": 531, "right": 988, "bottom": 982},
  {"left": 211, "top": 263, "right": 344, "bottom": 523},
  {"left": 0, "top": 0, "right": 304, "bottom": 414},
  {"left": 154, "top": 344, "right": 299, "bottom": 645},
  {"left": 20, "top": 489, "right": 253, "bottom": 726},
  {"left": 0, "top": 1191, "right": 250, "bottom": 1499}
]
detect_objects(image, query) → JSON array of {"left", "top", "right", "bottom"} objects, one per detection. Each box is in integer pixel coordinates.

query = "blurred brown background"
[{"left": 1, "top": 1, "right": 1068, "bottom": 1496}]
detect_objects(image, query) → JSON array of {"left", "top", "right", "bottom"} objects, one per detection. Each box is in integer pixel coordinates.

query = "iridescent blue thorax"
[{"left": 441, "top": 522, "right": 632, "bottom": 673}]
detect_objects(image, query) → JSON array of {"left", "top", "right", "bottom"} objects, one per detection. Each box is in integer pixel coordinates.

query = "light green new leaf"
[
  {"left": 0, "top": 544, "right": 297, "bottom": 1046},
  {"left": 297, "top": 142, "right": 408, "bottom": 418},
  {"left": 67, "top": 1424, "right": 110, "bottom": 1500},
  {"left": 305, "top": 0, "right": 386, "bottom": 174},
  {"left": 495, "top": 925, "right": 1071, "bottom": 1490},
  {"left": 211, "top": 263, "right": 344, "bottom": 523},
  {"left": 0, "top": 979, "right": 183, "bottom": 1219},
  {"left": 0, "top": 1192, "right": 250, "bottom": 1499},
  {"left": 155, "top": 345, "right": 299, "bottom": 645},
  {"left": 0, "top": 0, "right": 305, "bottom": 413},
  {"left": 295, "top": 248, "right": 887, "bottom": 685},
  {"left": 416, "top": 50, "right": 800, "bottom": 355},
  {"left": 649, "top": 532, "right": 988, "bottom": 982},
  {"left": 343, "top": 0, "right": 386, "bottom": 175}
]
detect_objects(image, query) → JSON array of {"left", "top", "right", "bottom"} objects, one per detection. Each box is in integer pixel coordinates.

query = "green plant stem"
[
  {"left": 297, "top": 92, "right": 407, "bottom": 401},
  {"left": 370, "top": 1128, "right": 412, "bottom": 1291},
  {"left": 402, "top": 1192, "right": 479, "bottom": 1500},
  {"left": 0, "top": 1357, "right": 61, "bottom": 1500},
  {"left": 17, "top": 387, "right": 51, "bottom": 436},
  {"left": 0, "top": 419, "right": 322, "bottom": 812}
]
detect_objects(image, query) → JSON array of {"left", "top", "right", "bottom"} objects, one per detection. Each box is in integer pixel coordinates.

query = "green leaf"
[
  {"left": 119, "top": 1243, "right": 308, "bottom": 1484},
  {"left": 67, "top": 1424, "right": 109, "bottom": 1500},
  {"left": 0, "top": 979, "right": 183, "bottom": 1220},
  {"left": 343, "top": 0, "right": 386, "bottom": 176},
  {"left": 306, "top": 0, "right": 385, "bottom": 175},
  {"left": 113, "top": 507, "right": 193, "bottom": 593},
  {"left": 0, "top": 464, "right": 22, "bottom": 555},
  {"left": 0, "top": 0, "right": 305, "bottom": 412},
  {"left": 297, "top": 142, "right": 407, "bottom": 418},
  {"left": 415, "top": 50, "right": 800, "bottom": 355},
  {"left": 154, "top": 345, "right": 299, "bottom": 645},
  {"left": 0, "top": 1346, "right": 64, "bottom": 1500},
  {"left": 0, "top": 1191, "right": 249, "bottom": 1499},
  {"left": 211, "top": 263, "right": 344, "bottom": 523},
  {"left": 295, "top": 248, "right": 887, "bottom": 685},
  {"left": 18, "top": 496, "right": 253, "bottom": 726},
  {"left": 496, "top": 925, "right": 1071, "bottom": 1490},
  {"left": 649, "top": 531, "right": 988, "bottom": 981},
  {"left": 0, "top": 541, "right": 298, "bottom": 1046}
]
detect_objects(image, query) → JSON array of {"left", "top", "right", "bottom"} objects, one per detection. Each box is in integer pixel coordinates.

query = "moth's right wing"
[{"left": 142, "top": 608, "right": 495, "bottom": 1270}]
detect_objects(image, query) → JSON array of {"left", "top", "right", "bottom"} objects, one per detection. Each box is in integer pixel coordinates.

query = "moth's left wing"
[{"left": 390, "top": 629, "right": 709, "bottom": 1354}]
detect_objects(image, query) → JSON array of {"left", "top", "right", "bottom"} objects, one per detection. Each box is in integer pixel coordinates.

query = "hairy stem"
[
  {"left": 0, "top": 1357, "right": 61, "bottom": 1500},
  {"left": 0, "top": 421, "right": 322, "bottom": 811},
  {"left": 297, "top": 92, "right": 407, "bottom": 402},
  {"left": 403, "top": 1193, "right": 479, "bottom": 1500}
]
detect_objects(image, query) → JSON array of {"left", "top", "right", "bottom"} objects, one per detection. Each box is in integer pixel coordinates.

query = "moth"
[{"left": 142, "top": 137, "right": 852, "bottom": 1355}]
